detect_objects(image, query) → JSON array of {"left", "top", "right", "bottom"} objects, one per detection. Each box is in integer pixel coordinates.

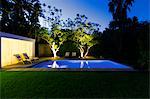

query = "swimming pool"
[{"left": 30, "top": 60, "right": 133, "bottom": 71}]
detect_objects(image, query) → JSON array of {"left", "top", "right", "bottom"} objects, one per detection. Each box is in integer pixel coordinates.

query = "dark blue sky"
[{"left": 40, "top": 0, "right": 150, "bottom": 31}]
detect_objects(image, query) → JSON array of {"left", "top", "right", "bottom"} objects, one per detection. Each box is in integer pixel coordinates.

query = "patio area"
[{"left": 1, "top": 57, "right": 61, "bottom": 71}]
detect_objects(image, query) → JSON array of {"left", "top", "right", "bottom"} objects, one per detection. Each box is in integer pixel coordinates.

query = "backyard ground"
[{"left": 0, "top": 71, "right": 149, "bottom": 98}]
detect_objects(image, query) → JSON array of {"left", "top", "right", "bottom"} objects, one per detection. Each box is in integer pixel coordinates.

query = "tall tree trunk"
[
  {"left": 51, "top": 49, "right": 57, "bottom": 58},
  {"left": 84, "top": 47, "right": 90, "bottom": 58},
  {"left": 81, "top": 51, "right": 84, "bottom": 58},
  {"left": 50, "top": 42, "right": 59, "bottom": 58},
  {"left": 79, "top": 47, "right": 84, "bottom": 58}
]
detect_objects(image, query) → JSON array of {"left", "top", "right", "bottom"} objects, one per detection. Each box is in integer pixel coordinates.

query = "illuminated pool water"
[{"left": 30, "top": 60, "right": 133, "bottom": 71}]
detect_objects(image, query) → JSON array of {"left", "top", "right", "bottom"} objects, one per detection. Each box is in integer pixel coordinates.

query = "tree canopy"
[{"left": 0, "top": 0, "right": 42, "bottom": 37}]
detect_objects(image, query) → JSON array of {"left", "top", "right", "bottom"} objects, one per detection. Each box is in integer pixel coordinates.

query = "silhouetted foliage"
[
  {"left": 108, "top": 0, "right": 134, "bottom": 29},
  {"left": 110, "top": 0, "right": 134, "bottom": 18},
  {"left": 102, "top": 19, "right": 149, "bottom": 70},
  {"left": 0, "top": 0, "right": 42, "bottom": 37},
  {"left": 103, "top": 0, "right": 149, "bottom": 70},
  {"left": 41, "top": 3, "right": 63, "bottom": 30}
]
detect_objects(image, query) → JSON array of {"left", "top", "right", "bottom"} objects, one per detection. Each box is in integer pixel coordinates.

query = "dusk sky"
[{"left": 40, "top": 0, "right": 150, "bottom": 31}]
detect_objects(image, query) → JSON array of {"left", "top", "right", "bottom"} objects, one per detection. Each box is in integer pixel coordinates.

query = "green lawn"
[{"left": 0, "top": 71, "right": 149, "bottom": 98}]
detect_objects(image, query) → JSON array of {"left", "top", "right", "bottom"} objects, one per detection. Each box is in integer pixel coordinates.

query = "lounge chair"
[
  {"left": 22, "top": 53, "right": 39, "bottom": 62},
  {"left": 72, "top": 52, "right": 77, "bottom": 57},
  {"left": 65, "top": 52, "right": 70, "bottom": 57},
  {"left": 14, "top": 54, "right": 32, "bottom": 64}
]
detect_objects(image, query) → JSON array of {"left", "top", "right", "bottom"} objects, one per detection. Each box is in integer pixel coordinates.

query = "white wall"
[{"left": 1, "top": 37, "right": 35, "bottom": 67}]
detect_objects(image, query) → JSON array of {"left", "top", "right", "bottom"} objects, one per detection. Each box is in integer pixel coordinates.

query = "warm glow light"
[{"left": 1, "top": 37, "right": 35, "bottom": 67}]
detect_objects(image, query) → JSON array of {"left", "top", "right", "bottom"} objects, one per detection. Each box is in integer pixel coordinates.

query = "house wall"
[{"left": 1, "top": 37, "right": 35, "bottom": 67}]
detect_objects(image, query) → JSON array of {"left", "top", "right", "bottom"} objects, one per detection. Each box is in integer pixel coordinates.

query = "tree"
[
  {"left": 73, "top": 28, "right": 98, "bottom": 58},
  {"left": 108, "top": 0, "right": 134, "bottom": 21},
  {"left": 82, "top": 34, "right": 97, "bottom": 57},
  {"left": 107, "top": 0, "right": 135, "bottom": 60},
  {"left": 39, "top": 27, "right": 68, "bottom": 58},
  {"left": 41, "top": 4, "right": 63, "bottom": 30},
  {"left": 108, "top": 0, "right": 134, "bottom": 29},
  {"left": 0, "top": 0, "right": 13, "bottom": 32},
  {"left": 0, "top": 0, "right": 42, "bottom": 37},
  {"left": 40, "top": 6, "right": 101, "bottom": 58},
  {"left": 70, "top": 14, "right": 100, "bottom": 58},
  {"left": 39, "top": 5, "right": 69, "bottom": 58}
]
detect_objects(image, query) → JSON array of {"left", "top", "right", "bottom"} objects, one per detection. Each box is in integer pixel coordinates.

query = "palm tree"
[
  {"left": 108, "top": 0, "right": 134, "bottom": 21},
  {"left": 108, "top": 0, "right": 135, "bottom": 58}
]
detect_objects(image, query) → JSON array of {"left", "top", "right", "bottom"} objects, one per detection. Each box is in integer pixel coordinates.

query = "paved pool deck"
[{"left": 1, "top": 57, "right": 53, "bottom": 70}]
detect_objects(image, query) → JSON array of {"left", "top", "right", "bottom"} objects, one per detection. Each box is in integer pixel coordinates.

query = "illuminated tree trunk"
[
  {"left": 81, "top": 51, "right": 84, "bottom": 58},
  {"left": 79, "top": 47, "right": 84, "bottom": 58},
  {"left": 52, "top": 50, "right": 57, "bottom": 58},
  {"left": 84, "top": 47, "right": 90, "bottom": 58},
  {"left": 50, "top": 42, "right": 59, "bottom": 58}
]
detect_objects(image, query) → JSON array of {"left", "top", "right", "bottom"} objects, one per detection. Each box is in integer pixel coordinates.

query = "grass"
[{"left": 0, "top": 71, "right": 149, "bottom": 98}]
